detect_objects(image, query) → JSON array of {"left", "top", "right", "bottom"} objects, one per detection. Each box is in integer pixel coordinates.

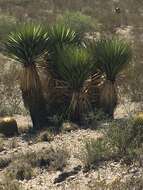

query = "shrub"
[
  {"left": 15, "top": 151, "right": 37, "bottom": 167},
  {"left": 0, "top": 61, "right": 25, "bottom": 116},
  {"left": 80, "top": 119, "right": 143, "bottom": 169},
  {"left": 16, "top": 145, "right": 69, "bottom": 171},
  {"left": 106, "top": 122, "right": 133, "bottom": 156},
  {"left": 0, "top": 156, "right": 11, "bottom": 169},
  {"left": 0, "top": 138, "right": 4, "bottom": 152},
  {"left": 35, "top": 145, "right": 69, "bottom": 171},
  {"left": 106, "top": 120, "right": 143, "bottom": 162},
  {"left": 57, "top": 11, "right": 98, "bottom": 35},
  {"left": 8, "top": 137, "right": 19, "bottom": 149},
  {"left": 132, "top": 116, "right": 143, "bottom": 147},
  {"left": 0, "top": 177, "right": 22, "bottom": 190},
  {"left": 47, "top": 115, "right": 64, "bottom": 132},
  {"left": 83, "top": 109, "right": 108, "bottom": 128},
  {"left": 6, "top": 161, "right": 34, "bottom": 181},
  {"left": 88, "top": 175, "right": 143, "bottom": 190},
  {"left": 134, "top": 113, "right": 143, "bottom": 124},
  {"left": 36, "top": 130, "right": 54, "bottom": 142},
  {"left": 80, "top": 138, "right": 110, "bottom": 168},
  {"left": 0, "top": 14, "right": 17, "bottom": 47}
]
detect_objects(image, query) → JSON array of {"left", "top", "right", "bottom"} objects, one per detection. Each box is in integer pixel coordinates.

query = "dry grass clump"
[
  {"left": 8, "top": 137, "right": 19, "bottom": 149},
  {"left": 0, "top": 156, "right": 11, "bottom": 169},
  {"left": 83, "top": 110, "right": 108, "bottom": 129},
  {"left": 106, "top": 120, "right": 143, "bottom": 162},
  {"left": 30, "top": 145, "right": 69, "bottom": 171},
  {"left": 0, "top": 62, "right": 25, "bottom": 116},
  {"left": 0, "top": 144, "right": 69, "bottom": 183},
  {"left": 0, "top": 177, "right": 22, "bottom": 190},
  {"left": 80, "top": 119, "right": 143, "bottom": 168},
  {"left": 88, "top": 175, "right": 143, "bottom": 190},
  {"left": 79, "top": 137, "right": 110, "bottom": 168},
  {"left": 6, "top": 160, "right": 34, "bottom": 181},
  {"left": 0, "top": 138, "right": 4, "bottom": 152},
  {"left": 36, "top": 130, "right": 54, "bottom": 142}
]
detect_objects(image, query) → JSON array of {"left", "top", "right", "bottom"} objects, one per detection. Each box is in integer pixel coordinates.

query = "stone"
[
  {"left": 62, "top": 122, "right": 78, "bottom": 132},
  {"left": 0, "top": 117, "right": 18, "bottom": 137}
]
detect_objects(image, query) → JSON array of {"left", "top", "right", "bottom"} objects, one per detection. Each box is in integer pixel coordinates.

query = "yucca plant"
[
  {"left": 92, "top": 38, "right": 132, "bottom": 118},
  {"left": 53, "top": 46, "right": 94, "bottom": 122},
  {"left": 45, "top": 24, "right": 83, "bottom": 117},
  {"left": 5, "top": 24, "right": 49, "bottom": 129}
]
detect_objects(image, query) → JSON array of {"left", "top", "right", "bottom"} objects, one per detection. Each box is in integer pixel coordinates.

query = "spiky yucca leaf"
[
  {"left": 54, "top": 46, "right": 94, "bottom": 122},
  {"left": 55, "top": 46, "right": 92, "bottom": 90},
  {"left": 6, "top": 23, "right": 48, "bottom": 65},
  {"left": 93, "top": 38, "right": 132, "bottom": 81},
  {"left": 47, "top": 24, "right": 81, "bottom": 49},
  {"left": 46, "top": 24, "right": 82, "bottom": 78}
]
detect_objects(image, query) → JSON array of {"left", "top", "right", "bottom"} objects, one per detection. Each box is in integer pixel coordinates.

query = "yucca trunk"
[
  {"left": 20, "top": 64, "right": 47, "bottom": 130},
  {"left": 69, "top": 89, "right": 91, "bottom": 123},
  {"left": 100, "top": 80, "right": 117, "bottom": 118},
  {"left": 68, "top": 91, "right": 80, "bottom": 122}
]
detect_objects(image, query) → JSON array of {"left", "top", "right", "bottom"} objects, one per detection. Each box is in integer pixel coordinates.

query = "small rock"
[
  {"left": 129, "top": 168, "right": 139, "bottom": 174},
  {"left": 62, "top": 122, "right": 78, "bottom": 132},
  {"left": 28, "top": 141, "right": 33, "bottom": 145},
  {"left": 0, "top": 117, "right": 18, "bottom": 137}
]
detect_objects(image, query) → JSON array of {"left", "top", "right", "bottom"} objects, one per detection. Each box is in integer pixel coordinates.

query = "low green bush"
[
  {"left": 106, "top": 120, "right": 143, "bottom": 158},
  {"left": 80, "top": 119, "right": 143, "bottom": 168},
  {"left": 56, "top": 11, "right": 98, "bottom": 34},
  {"left": 80, "top": 137, "right": 110, "bottom": 168}
]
